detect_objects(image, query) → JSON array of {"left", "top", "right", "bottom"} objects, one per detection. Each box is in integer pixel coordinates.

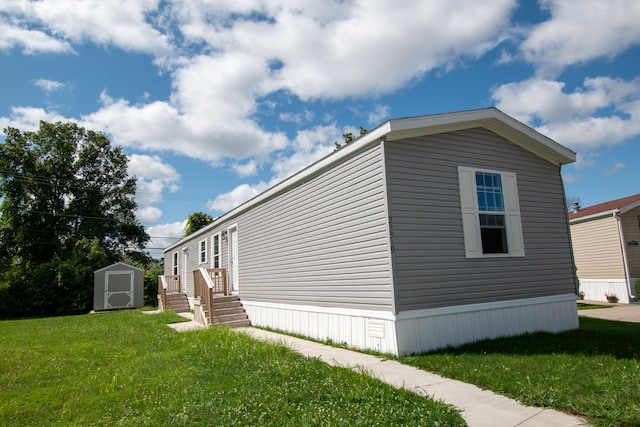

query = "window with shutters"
[{"left": 458, "top": 166, "right": 525, "bottom": 258}]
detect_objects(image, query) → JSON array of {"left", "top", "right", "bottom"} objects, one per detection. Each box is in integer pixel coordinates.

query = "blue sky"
[{"left": 1, "top": 0, "right": 639, "bottom": 256}]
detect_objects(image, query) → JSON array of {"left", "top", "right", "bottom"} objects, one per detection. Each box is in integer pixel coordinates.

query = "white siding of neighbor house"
[
  {"left": 233, "top": 143, "right": 394, "bottom": 311},
  {"left": 385, "top": 128, "right": 577, "bottom": 312}
]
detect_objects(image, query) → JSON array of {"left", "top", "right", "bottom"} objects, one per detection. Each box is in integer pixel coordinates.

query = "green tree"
[
  {"left": 334, "top": 126, "right": 368, "bottom": 151},
  {"left": 0, "top": 121, "right": 149, "bottom": 318},
  {"left": 185, "top": 211, "right": 214, "bottom": 236}
]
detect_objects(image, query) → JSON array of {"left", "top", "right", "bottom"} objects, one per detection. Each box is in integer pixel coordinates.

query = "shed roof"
[
  {"left": 569, "top": 193, "right": 640, "bottom": 222},
  {"left": 166, "top": 107, "right": 576, "bottom": 252},
  {"left": 94, "top": 262, "right": 144, "bottom": 274}
]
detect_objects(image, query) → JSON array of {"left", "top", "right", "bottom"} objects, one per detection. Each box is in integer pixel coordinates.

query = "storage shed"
[{"left": 94, "top": 262, "right": 144, "bottom": 311}]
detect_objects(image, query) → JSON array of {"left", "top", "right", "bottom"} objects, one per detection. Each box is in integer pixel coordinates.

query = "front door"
[{"left": 228, "top": 226, "right": 239, "bottom": 293}]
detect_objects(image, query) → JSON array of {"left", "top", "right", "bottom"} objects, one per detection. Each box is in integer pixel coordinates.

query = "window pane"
[
  {"left": 479, "top": 214, "right": 508, "bottom": 253},
  {"left": 476, "top": 172, "right": 504, "bottom": 213}
]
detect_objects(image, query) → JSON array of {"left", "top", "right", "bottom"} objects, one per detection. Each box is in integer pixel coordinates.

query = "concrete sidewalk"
[
  {"left": 239, "top": 328, "right": 585, "bottom": 427},
  {"left": 578, "top": 301, "right": 640, "bottom": 323}
]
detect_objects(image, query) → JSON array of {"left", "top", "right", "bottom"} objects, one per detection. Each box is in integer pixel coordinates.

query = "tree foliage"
[
  {"left": 0, "top": 121, "right": 149, "bottom": 318},
  {"left": 185, "top": 211, "right": 214, "bottom": 236},
  {"left": 334, "top": 127, "right": 368, "bottom": 151}
]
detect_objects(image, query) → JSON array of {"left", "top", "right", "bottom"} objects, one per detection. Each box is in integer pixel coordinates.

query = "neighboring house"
[
  {"left": 569, "top": 194, "right": 640, "bottom": 304},
  {"left": 163, "top": 108, "right": 579, "bottom": 356}
]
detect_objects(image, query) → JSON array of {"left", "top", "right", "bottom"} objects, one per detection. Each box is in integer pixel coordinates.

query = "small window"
[
  {"left": 458, "top": 166, "right": 524, "bottom": 258},
  {"left": 172, "top": 252, "right": 179, "bottom": 275},
  {"left": 212, "top": 234, "right": 220, "bottom": 268},
  {"left": 199, "top": 239, "right": 207, "bottom": 264},
  {"left": 476, "top": 172, "right": 507, "bottom": 254}
]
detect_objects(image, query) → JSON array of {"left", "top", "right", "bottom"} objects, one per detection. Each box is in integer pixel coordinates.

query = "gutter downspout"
[{"left": 614, "top": 211, "right": 635, "bottom": 301}]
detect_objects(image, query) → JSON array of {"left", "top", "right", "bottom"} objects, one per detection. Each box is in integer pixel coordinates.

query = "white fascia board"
[
  {"left": 569, "top": 209, "right": 619, "bottom": 224},
  {"left": 620, "top": 200, "right": 640, "bottom": 214}
]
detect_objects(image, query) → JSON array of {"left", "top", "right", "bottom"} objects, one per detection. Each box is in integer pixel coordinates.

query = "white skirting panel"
[
  {"left": 578, "top": 278, "right": 630, "bottom": 303},
  {"left": 242, "top": 301, "right": 399, "bottom": 355},
  {"left": 395, "top": 294, "right": 579, "bottom": 356}
]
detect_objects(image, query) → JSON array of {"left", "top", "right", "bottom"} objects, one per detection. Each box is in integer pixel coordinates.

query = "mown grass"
[
  {"left": 0, "top": 310, "right": 464, "bottom": 426},
  {"left": 402, "top": 317, "right": 640, "bottom": 427}
]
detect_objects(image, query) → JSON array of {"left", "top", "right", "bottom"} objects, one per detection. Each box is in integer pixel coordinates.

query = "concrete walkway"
[
  {"left": 578, "top": 301, "right": 640, "bottom": 323},
  {"left": 239, "top": 328, "right": 586, "bottom": 427}
]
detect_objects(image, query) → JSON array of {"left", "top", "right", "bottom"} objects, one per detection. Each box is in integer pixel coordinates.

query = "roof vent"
[{"left": 571, "top": 201, "right": 580, "bottom": 212}]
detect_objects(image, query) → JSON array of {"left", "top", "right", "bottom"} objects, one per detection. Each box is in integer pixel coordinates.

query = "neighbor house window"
[
  {"left": 172, "top": 252, "right": 179, "bottom": 275},
  {"left": 458, "top": 166, "right": 524, "bottom": 258},
  {"left": 212, "top": 234, "right": 220, "bottom": 268},
  {"left": 199, "top": 239, "right": 207, "bottom": 264}
]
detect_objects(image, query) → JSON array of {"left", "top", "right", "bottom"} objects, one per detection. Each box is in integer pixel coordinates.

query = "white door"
[{"left": 228, "top": 226, "right": 239, "bottom": 293}]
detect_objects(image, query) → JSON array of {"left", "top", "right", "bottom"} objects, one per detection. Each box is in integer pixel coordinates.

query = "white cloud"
[
  {"left": 145, "top": 220, "right": 187, "bottom": 258},
  {"left": 492, "top": 76, "right": 640, "bottom": 149},
  {"left": 0, "top": 18, "right": 75, "bottom": 54},
  {"left": 206, "top": 124, "right": 339, "bottom": 213},
  {"left": 33, "top": 79, "right": 65, "bottom": 92},
  {"left": 520, "top": 0, "right": 640, "bottom": 76},
  {"left": 604, "top": 162, "right": 625, "bottom": 175},
  {"left": 0, "top": 106, "right": 68, "bottom": 131},
  {"left": 137, "top": 206, "right": 162, "bottom": 224},
  {"left": 206, "top": 182, "right": 268, "bottom": 212},
  {"left": 367, "top": 104, "right": 390, "bottom": 126},
  {"left": 232, "top": 160, "right": 258, "bottom": 178},
  {"left": 4, "top": 0, "right": 172, "bottom": 55},
  {"left": 128, "top": 154, "right": 181, "bottom": 224}
]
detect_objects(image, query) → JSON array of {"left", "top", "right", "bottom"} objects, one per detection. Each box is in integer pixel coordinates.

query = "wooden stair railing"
[
  {"left": 193, "top": 268, "right": 227, "bottom": 326},
  {"left": 157, "top": 275, "right": 181, "bottom": 311}
]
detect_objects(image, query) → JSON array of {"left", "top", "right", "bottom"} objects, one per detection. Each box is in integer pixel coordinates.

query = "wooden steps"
[
  {"left": 205, "top": 295, "right": 251, "bottom": 328},
  {"left": 165, "top": 292, "right": 190, "bottom": 313}
]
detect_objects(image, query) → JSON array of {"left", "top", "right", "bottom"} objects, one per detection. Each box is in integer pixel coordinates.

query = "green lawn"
[
  {"left": 0, "top": 310, "right": 464, "bottom": 426},
  {"left": 402, "top": 317, "right": 640, "bottom": 427}
]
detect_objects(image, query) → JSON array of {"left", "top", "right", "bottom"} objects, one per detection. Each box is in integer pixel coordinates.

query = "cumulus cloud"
[
  {"left": 128, "top": 154, "right": 181, "bottom": 225},
  {"left": 0, "top": 0, "right": 172, "bottom": 55},
  {"left": 520, "top": 0, "right": 640, "bottom": 76},
  {"left": 492, "top": 76, "right": 640, "bottom": 149},
  {"left": 206, "top": 182, "right": 268, "bottom": 212},
  {"left": 145, "top": 220, "right": 187, "bottom": 258},
  {"left": 33, "top": 79, "right": 65, "bottom": 92}
]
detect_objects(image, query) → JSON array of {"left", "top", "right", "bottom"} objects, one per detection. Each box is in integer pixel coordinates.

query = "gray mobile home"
[{"left": 163, "top": 108, "right": 579, "bottom": 355}]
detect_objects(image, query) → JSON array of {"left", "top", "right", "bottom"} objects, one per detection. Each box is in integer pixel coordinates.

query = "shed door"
[
  {"left": 228, "top": 226, "right": 239, "bottom": 293},
  {"left": 105, "top": 271, "right": 134, "bottom": 309}
]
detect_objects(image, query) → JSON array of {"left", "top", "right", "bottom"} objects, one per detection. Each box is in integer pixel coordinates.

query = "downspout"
[{"left": 614, "top": 211, "right": 635, "bottom": 300}]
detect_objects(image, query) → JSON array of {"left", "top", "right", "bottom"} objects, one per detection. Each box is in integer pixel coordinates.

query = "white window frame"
[
  {"left": 458, "top": 166, "right": 525, "bottom": 258},
  {"left": 211, "top": 233, "right": 221, "bottom": 269},
  {"left": 199, "top": 239, "right": 207, "bottom": 264},
  {"left": 172, "top": 251, "right": 179, "bottom": 275}
]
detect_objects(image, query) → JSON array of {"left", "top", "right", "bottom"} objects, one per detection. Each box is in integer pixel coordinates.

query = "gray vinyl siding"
[
  {"left": 232, "top": 143, "right": 394, "bottom": 311},
  {"left": 386, "top": 128, "right": 576, "bottom": 312}
]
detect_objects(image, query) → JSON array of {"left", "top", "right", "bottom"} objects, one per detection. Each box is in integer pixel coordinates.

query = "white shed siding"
[
  {"left": 385, "top": 128, "right": 576, "bottom": 311},
  {"left": 233, "top": 144, "right": 394, "bottom": 311}
]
